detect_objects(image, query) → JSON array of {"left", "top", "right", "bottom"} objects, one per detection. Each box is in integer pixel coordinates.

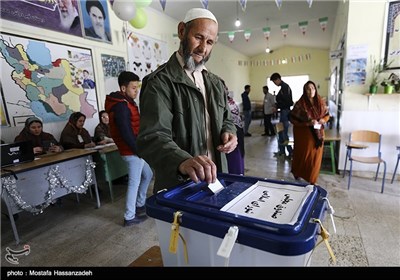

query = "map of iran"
[{"left": 0, "top": 33, "right": 98, "bottom": 127}]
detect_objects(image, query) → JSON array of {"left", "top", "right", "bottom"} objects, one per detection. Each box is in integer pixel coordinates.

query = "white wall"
[
  {"left": 336, "top": 1, "right": 400, "bottom": 176},
  {"left": 0, "top": 4, "right": 249, "bottom": 143}
]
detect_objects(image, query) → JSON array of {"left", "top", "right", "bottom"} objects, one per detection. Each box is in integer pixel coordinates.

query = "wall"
[
  {"left": 336, "top": 1, "right": 400, "bottom": 177},
  {"left": 250, "top": 46, "right": 330, "bottom": 102},
  {"left": 0, "top": 4, "right": 249, "bottom": 143}
]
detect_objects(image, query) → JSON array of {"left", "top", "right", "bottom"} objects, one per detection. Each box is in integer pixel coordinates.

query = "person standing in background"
[
  {"left": 290, "top": 81, "right": 329, "bottom": 184},
  {"left": 262, "top": 85, "right": 276, "bottom": 136},
  {"left": 137, "top": 8, "right": 237, "bottom": 194},
  {"left": 241, "top": 85, "right": 252, "bottom": 137},
  {"left": 270, "top": 73, "right": 293, "bottom": 157},
  {"left": 105, "top": 71, "right": 153, "bottom": 227},
  {"left": 60, "top": 112, "right": 96, "bottom": 150},
  {"left": 222, "top": 79, "right": 245, "bottom": 175}
]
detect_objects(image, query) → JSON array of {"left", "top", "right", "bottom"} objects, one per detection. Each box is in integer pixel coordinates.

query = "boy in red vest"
[{"left": 105, "top": 71, "right": 153, "bottom": 227}]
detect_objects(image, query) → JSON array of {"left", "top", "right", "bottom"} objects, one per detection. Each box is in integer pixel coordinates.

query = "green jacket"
[{"left": 137, "top": 53, "right": 236, "bottom": 193}]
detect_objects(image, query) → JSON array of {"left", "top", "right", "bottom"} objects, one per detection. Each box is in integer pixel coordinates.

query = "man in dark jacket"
[
  {"left": 137, "top": 8, "right": 237, "bottom": 193},
  {"left": 270, "top": 72, "right": 294, "bottom": 158},
  {"left": 241, "top": 84, "right": 252, "bottom": 136},
  {"left": 105, "top": 71, "right": 153, "bottom": 227}
]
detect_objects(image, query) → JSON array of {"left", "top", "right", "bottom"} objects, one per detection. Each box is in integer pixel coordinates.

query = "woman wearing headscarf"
[
  {"left": 94, "top": 110, "right": 114, "bottom": 145},
  {"left": 60, "top": 112, "right": 95, "bottom": 150},
  {"left": 14, "top": 117, "right": 63, "bottom": 155},
  {"left": 290, "top": 81, "right": 330, "bottom": 184},
  {"left": 221, "top": 79, "right": 245, "bottom": 175}
]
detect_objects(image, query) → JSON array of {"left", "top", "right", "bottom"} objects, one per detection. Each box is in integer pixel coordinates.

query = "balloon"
[
  {"left": 135, "top": 0, "right": 152, "bottom": 8},
  {"left": 113, "top": 0, "right": 136, "bottom": 21},
  {"left": 129, "top": 8, "right": 147, "bottom": 29}
]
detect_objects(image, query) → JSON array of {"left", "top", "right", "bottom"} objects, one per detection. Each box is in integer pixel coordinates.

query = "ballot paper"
[{"left": 208, "top": 178, "right": 224, "bottom": 194}]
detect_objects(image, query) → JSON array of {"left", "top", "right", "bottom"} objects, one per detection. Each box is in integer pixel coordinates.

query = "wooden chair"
[{"left": 343, "top": 130, "right": 387, "bottom": 193}]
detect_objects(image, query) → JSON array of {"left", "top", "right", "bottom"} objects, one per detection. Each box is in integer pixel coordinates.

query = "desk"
[
  {"left": 92, "top": 144, "right": 128, "bottom": 202},
  {"left": 321, "top": 129, "right": 341, "bottom": 175},
  {"left": 1, "top": 149, "right": 100, "bottom": 244}
]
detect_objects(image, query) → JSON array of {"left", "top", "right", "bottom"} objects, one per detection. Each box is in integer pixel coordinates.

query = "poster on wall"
[
  {"left": 80, "top": 0, "right": 112, "bottom": 43},
  {"left": 0, "top": 32, "right": 99, "bottom": 127},
  {"left": 345, "top": 44, "right": 368, "bottom": 86},
  {"left": 126, "top": 30, "right": 168, "bottom": 81},
  {"left": 101, "top": 54, "right": 126, "bottom": 99},
  {"left": 0, "top": 0, "right": 83, "bottom": 37},
  {"left": 384, "top": 0, "right": 400, "bottom": 69}
]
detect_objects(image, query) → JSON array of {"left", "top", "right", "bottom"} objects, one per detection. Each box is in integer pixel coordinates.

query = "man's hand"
[
  {"left": 178, "top": 155, "right": 217, "bottom": 184},
  {"left": 217, "top": 132, "right": 237, "bottom": 154}
]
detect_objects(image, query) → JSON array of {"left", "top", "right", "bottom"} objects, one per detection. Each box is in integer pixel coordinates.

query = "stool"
[
  {"left": 391, "top": 146, "right": 400, "bottom": 184},
  {"left": 320, "top": 130, "right": 341, "bottom": 175}
]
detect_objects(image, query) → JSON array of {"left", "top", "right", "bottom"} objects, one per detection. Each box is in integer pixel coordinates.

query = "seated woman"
[
  {"left": 14, "top": 117, "right": 63, "bottom": 155},
  {"left": 94, "top": 110, "right": 114, "bottom": 145},
  {"left": 60, "top": 112, "right": 96, "bottom": 150}
]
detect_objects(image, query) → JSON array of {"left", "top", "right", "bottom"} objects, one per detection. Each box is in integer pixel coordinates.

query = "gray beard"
[{"left": 181, "top": 39, "right": 210, "bottom": 71}]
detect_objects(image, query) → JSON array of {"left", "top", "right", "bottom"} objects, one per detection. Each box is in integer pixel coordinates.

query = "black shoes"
[
  {"left": 123, "top": 206, "right": 148, "bottom": 227},
  {"left": 244, "top": 133, "right": 252, "bottom": 137},
  {"left": 136, "top": 206, "right": 147, "bottom": 217},
  {"left": 124, "top": 215, "right": 147, "bottom": 227},
  {"left": 262, "top": 133, "right": 276, "bottom": 136}
]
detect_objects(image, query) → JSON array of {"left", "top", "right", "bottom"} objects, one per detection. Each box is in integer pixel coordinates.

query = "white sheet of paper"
[
  {"left": 208, "top": 178, "right": 224, "bottom": 194},
  {"left": 314, "top": 123, "right": 322, "bottom": 129}
]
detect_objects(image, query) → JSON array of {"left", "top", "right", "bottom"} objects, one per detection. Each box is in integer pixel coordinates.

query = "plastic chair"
[
  {"left": 391, "top": 146, "right": 400, "bottom": 184},
  {"left": 344, "top": 130, "right": 387, "bottom": 193}
]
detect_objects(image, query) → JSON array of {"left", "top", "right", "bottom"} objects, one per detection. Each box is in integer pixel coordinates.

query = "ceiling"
[{"left": 149, "top": 0, "right": 339, "bottom": 57}]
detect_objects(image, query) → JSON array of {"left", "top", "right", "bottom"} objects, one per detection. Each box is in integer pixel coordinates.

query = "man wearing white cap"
[{"left": 137, "top": 8, "right": 237, "bottom": 193}]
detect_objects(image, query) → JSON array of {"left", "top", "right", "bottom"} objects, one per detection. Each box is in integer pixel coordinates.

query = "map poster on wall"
[
  {"left": 0, "top": 0, "right": 83, "bottom": 37},
  {"left": 0, "top": 33, "right": 98, "bottom": 127},
  {"left": 101, "top": 54, "right": 126, "bottom": 100},
  {"left": 126, "top": 30, "right": 168, "bottom": 81}
]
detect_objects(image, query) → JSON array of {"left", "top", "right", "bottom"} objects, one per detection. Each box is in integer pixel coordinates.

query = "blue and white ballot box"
[{"left": 146, "top": 174, "right": 328, "bottom": 266}]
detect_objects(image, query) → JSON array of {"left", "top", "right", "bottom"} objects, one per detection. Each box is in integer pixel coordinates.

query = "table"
[
  {"left": 92, "top": 144, "right": 128, "bottom": 202},
  {"left": 1, "top": 149, "right": 100, "bottom": 244},
  {"left": 321, "top": 129, "right": 341, "bottom": 175}
]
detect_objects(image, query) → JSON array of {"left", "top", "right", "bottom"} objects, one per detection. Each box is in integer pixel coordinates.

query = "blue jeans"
[
  {"left": 278, "top": 109, "right": 293, "bottom": 155},
  {"left": 122, "top": 155, "right": 153, "bottom": 220},
  {"left": 243, "top": 110, "right": 252, "bottom": 134}
]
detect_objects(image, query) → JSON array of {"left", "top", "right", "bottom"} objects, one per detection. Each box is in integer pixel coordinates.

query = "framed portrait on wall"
[
  {"left": 384, "top": 0, "right": 400, "bottom": 69},
  {"left": 80, "top": 0, "right": 112, "bottom": 43}
]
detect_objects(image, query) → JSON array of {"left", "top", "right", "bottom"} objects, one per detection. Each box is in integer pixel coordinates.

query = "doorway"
[{"left": 267, "top": 75, "right": 309, "bottom": 103}]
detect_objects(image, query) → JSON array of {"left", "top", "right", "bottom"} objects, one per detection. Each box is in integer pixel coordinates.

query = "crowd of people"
[{"left": 7, "top": 8, "right": 331, "bottom": 228}]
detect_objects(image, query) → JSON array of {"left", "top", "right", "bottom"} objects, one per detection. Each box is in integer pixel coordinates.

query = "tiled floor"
[{"left": 1, "top": 120, "right": 399, "bottom": 267}]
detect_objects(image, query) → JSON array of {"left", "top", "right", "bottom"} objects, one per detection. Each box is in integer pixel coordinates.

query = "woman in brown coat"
[{"left": 290, "top": 81, "right": 330, "bottom": 184}]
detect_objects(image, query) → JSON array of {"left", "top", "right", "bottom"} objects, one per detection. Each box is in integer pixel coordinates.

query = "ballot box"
[{"left": 146, "top": 174, "right": 328, "bottom": 266}]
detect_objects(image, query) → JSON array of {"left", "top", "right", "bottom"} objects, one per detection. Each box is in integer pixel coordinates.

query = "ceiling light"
[{"left": 235, "top": 18, "right": 241, "bottom": 27}]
